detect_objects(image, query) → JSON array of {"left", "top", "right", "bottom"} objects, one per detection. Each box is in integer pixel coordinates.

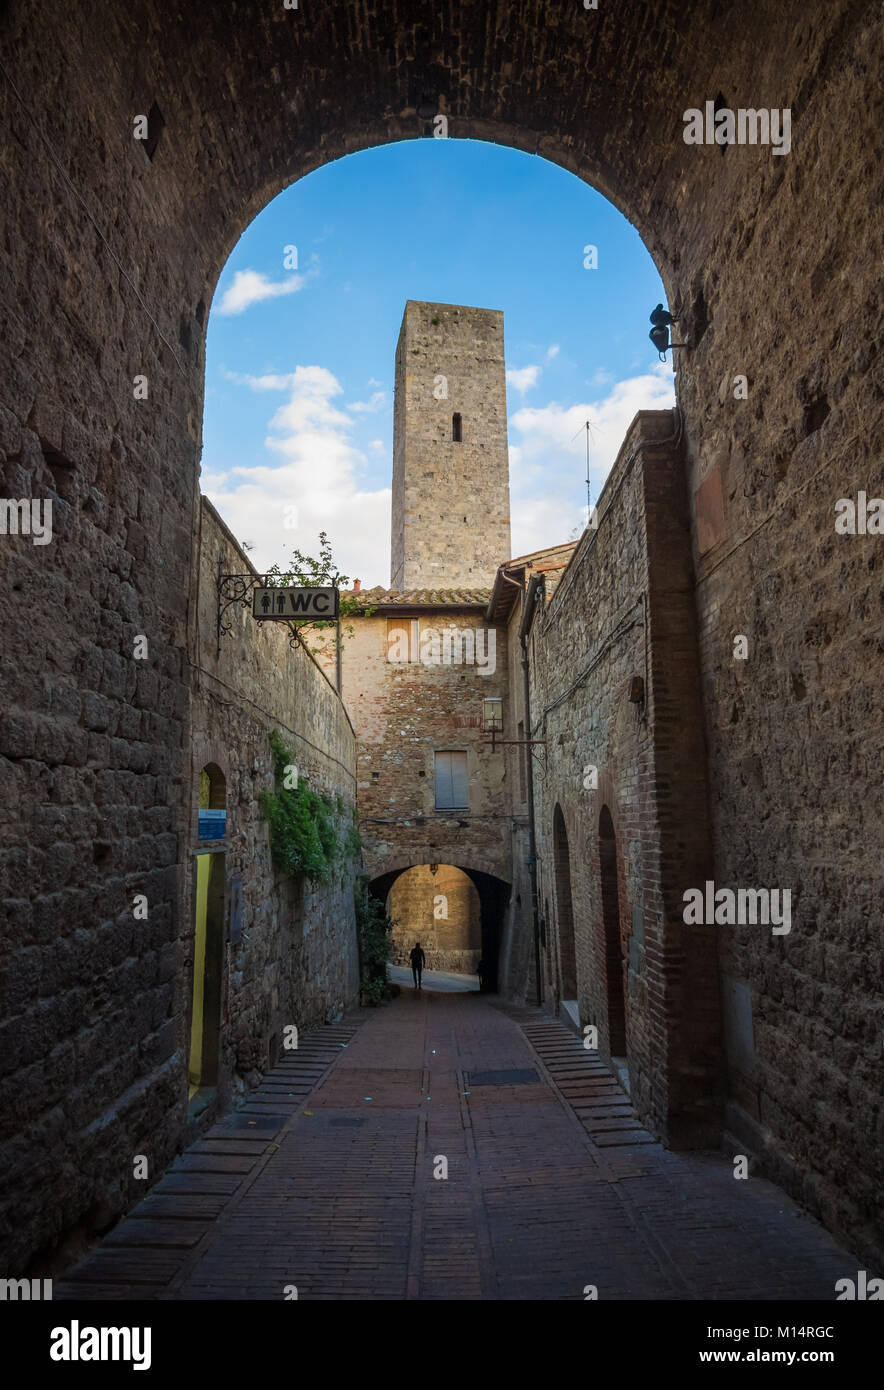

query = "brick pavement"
[{"left": 55, "top": 990, "right": 856, "bottom": 1300}]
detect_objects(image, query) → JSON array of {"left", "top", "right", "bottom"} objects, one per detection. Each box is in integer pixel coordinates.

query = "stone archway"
[
  {"left": 369, "top": 863, "right": 509, "bottom": 992},
  {"left": 2, "top": 0, "right": 880, "bottom": 1271},
  {"left": 387, "top": 864, "right": 482, "bottom": 975}
]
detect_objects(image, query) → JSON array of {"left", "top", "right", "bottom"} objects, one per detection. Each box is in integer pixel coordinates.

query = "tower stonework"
[{"left": 391, "top": 300, "right": 511, "bottom": 589}]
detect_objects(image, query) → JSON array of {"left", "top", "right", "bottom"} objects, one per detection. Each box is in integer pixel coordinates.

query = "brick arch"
[
  {"left": 192, "top": 742, "right": 229, "bottom": 786},
  {"left": 367, "top": 857, "right": 511, "bottom": 896},
  {"left": 8, "top": 2, "right": 824, "bottom": 384}
]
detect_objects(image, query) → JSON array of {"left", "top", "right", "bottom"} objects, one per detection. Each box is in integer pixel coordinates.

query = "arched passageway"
[
  {"left": 2, "top": 0, "right": 880, "bottom": 1274},
  {"left": 370, "top": 865, "right": 509, "bottom": 992},
  {"left": 387, "top": 864, "right": 482, "bottom": 975},
  {"left": 552, "top": 806, "right": 578, "bottom": 1004}
]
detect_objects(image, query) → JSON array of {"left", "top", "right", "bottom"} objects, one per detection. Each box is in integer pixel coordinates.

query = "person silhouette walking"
[{"left": 410, "top": 942, "right": 425, "bottom": 990}]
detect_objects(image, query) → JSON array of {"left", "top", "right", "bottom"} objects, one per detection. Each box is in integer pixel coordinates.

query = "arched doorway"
[
  {"left": 552, "top": 805, "right": 578, "bottom": 1008},
  {"left": 189, "top": 764, "right": 227, "bottom": 1111},
  {"left": 599, "top": 805, "right": 627, "bottom": 1065},
  {"left": 388, "top": 864, "right": 481, "bottom": 976},
  {"left": 369, "top": 864, "right": 509, "bottom": 992}
]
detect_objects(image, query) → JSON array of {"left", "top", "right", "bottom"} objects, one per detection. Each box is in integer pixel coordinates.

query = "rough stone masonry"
[{"left": 0, "top": 0, "right": 881, "bottom": 1278}]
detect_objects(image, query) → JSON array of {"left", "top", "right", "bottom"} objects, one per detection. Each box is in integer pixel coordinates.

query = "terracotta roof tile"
[{"left": 348, "top": 586, "right": 491, "bottom": 608}]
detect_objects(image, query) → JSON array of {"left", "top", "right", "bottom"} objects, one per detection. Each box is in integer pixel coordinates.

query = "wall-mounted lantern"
[{"left": 649, "top": 304, "right": 689, "bottom": 361}]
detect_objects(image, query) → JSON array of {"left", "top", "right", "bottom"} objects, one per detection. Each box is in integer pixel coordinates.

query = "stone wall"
[
  {"left": 189, "top": 499, "right": 360, "bottom": 1102},
  {"left": 341, "top": 608, "right": 512, "bottom": 887},
  {"left": 391, "top": 301, "right": 510, "bottom": 589},
  {"left": 0, "top": 490, "right": 359, "bottom": 1275},
  {"left": 490, "top": 543, "right": 578, "bottom": 1004},
  {"left": 528, "top": 412, "right": 717, "bottom": 1145}
]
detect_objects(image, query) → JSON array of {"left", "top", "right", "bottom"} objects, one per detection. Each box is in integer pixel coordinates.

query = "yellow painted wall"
[{"left": 188, "top": 853, "right": 211, "bottom": 1090}]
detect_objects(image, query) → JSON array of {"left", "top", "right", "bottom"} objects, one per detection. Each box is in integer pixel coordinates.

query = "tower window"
[
  {"left": 452, "top": 412, "right": 462, "bottom": 442},
  {"left": 143, "top": 101, "right": 165, "bottom": 161}
]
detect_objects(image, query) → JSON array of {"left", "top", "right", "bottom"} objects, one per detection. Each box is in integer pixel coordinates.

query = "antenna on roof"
[{"left": 570, "top": 418, "right": 601, "bottom": 530}]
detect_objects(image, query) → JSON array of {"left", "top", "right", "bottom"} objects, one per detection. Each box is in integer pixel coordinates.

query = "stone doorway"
[
  {"left": 188, "top": 849, "right": 225, "bottom": 1114},
  {"left": 553, "top": 805, "right": 579, "bottom": 1026},
  {"left": 599, "top": 805, "right": 627, "bottom": 1086}
]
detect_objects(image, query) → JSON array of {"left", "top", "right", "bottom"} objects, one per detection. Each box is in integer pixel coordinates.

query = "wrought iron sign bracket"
[
  {"left": 216, "top": 560, "right": 265, "bottom": 657},
  {"left": 480, "top": 723, "right": 547, "bottom": 761},
  {"left": 216, "top": 562, "right": 321, "bottom": 657}
]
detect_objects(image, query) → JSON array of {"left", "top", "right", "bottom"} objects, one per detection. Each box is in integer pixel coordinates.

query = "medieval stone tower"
[{"left": 390, "top": 300, "right": 511, "bottom": 589}]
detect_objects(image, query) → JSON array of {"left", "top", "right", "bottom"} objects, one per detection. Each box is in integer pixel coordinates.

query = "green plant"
[
  {"left": 354, "top": 880, "right": 394, "bottom": 997},
  {"left": 260, "top": 730, "right": 361, "bottom": 883},
  {"left": 360, "top": 977, "right": 386, "bottom": 1006},
  {"left": 343, "top": 818, "right": 362, "bottom": 859},
  {"left": 264, "top": 531, "right": 375, "bottom": 651}
]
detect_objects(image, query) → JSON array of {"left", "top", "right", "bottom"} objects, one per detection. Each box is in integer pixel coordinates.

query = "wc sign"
[{"left": 252, "top": 587, "right": 339, "bottom": 621}]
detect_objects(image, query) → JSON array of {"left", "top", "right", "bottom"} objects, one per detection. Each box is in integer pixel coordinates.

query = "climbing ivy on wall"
[
  {"left": 354, "top": 879, "right": 394, "bottom": 1005},
  {"left": 260, "top": 730, "right": 361, "bottom": 883}
]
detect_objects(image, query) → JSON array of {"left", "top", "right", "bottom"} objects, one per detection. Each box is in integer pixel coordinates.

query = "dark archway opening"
[
  {"left": 553, "top": 805, "right": 578, "bottom": 1003},
  {"left": 368, "top": 864, "right": 509, "bottom": 993},
  {"left": 599, "top": 805, "right": 627, "bottom": 1061}
]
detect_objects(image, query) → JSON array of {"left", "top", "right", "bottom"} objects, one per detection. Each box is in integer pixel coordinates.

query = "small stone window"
[{"left": 452, "top": 412, "right": 462, "bottom": 443}]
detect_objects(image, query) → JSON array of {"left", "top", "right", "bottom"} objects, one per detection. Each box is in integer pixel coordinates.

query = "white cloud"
[
  {"left": 508, "top": 362, "right": 676, "bottom": 555},
  {"left": 506, "top": 365, "right": 541, "bottom": 394},
  {"left": 546, "top": 344, "right": 560, "bottom": 360},
  {"left": 216, "top": 269, "right": 305, "bottom": 316},
  {"left": 202, "top": 365, "right": 391, "bottom": 584},
  {"left": 203, "top": 360, "right": 675, "bottom": 584},
  {"left": 223, "top": 369, "right": 297, "bottom": 392},
  {"left": 347, "top": 390, "right": 388, "bottom": 414}
]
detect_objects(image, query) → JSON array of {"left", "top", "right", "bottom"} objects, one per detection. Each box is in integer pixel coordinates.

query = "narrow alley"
[{"left": 55, "top": 988, "right": 852, "bottom": 1302}]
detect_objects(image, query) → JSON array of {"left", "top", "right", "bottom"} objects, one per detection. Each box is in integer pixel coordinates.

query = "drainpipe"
[{"left": 519, "top": 573, "right": 544, "bottom": 1006}]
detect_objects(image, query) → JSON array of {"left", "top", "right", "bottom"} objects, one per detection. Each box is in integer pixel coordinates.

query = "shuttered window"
[{"left": 434, "top": 750, "right": 469, "bottom": 810}]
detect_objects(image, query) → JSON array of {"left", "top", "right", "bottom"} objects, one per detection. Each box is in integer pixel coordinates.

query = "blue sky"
[{"left": 202, "top": 138, "right": 674, "bottom": 587}]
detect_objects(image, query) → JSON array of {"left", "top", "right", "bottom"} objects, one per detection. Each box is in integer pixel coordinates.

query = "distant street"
[{"left": 387, "top": 964, "right": 479, "bottom": 993}]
